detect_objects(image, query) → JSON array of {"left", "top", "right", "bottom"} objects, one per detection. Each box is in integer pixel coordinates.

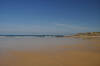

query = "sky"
[{"left": 0, "top": 0, "right": 100, "bottom": 35}]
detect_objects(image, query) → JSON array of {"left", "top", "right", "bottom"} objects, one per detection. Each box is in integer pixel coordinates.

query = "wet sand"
[{"left": 0, "top": 37, "right": 100, "bottom": 66}]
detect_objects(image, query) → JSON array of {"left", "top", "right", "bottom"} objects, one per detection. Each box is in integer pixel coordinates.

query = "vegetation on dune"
[{"left": 73, "top": 32, "right": 100, "bottom": 36}]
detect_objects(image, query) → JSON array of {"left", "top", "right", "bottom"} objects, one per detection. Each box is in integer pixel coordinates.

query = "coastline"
[{"left": 0, "top": 35, "right": 100, "bottom": 66}]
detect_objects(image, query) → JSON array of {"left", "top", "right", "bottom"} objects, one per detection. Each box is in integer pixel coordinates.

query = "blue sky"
[{"left": 0, "top": 0, "right": 100, "bottom": 35}]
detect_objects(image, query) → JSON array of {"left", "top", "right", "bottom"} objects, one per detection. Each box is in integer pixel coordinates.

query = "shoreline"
[{"left": 0, "top": 35, "right": 100, "bottom": 66}]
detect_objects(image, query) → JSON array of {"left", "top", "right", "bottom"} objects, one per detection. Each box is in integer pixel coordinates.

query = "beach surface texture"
[{"left": 0, "top": 37, "right": 100, "bottom": 66}]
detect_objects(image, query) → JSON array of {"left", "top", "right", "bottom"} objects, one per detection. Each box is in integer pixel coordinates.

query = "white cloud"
[
  {"left": 56, "top": 24, "right": 65, "bottom": 26},
  {"left": 55, "top": 23, "right": 90, "bottom": 33},
  {"left": 0, "top": 23, "right": 99, "bottom": 34}
]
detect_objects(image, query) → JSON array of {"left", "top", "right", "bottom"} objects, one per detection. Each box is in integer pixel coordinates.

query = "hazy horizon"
[{"left": 0, "top": 0, "right": 100, "bottom": 35}]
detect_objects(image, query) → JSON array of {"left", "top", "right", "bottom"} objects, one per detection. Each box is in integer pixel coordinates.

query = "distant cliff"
[
  {"left": 73, "top": 32, "right": 100, "bottom": 36},
  {"left": 64, "top": 32, "right": 100, "bottom": 38}
]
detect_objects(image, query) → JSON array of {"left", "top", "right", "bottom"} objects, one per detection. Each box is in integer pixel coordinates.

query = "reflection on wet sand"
[{"left": 0, "top": 37, "right": 100, "bottom": 66}]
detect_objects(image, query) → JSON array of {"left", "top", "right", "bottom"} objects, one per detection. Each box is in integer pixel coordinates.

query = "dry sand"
[{"left": 0, "top": 37, "right": 100, "bottom": 66}]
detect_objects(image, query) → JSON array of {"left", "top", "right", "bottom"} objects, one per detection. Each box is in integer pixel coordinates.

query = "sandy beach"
[
  {"left": 0, "top": 37, "right": 100, "bottom": 66},
  {"left": 0, "top": 0, "right": 100, "bottom": 65}
]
